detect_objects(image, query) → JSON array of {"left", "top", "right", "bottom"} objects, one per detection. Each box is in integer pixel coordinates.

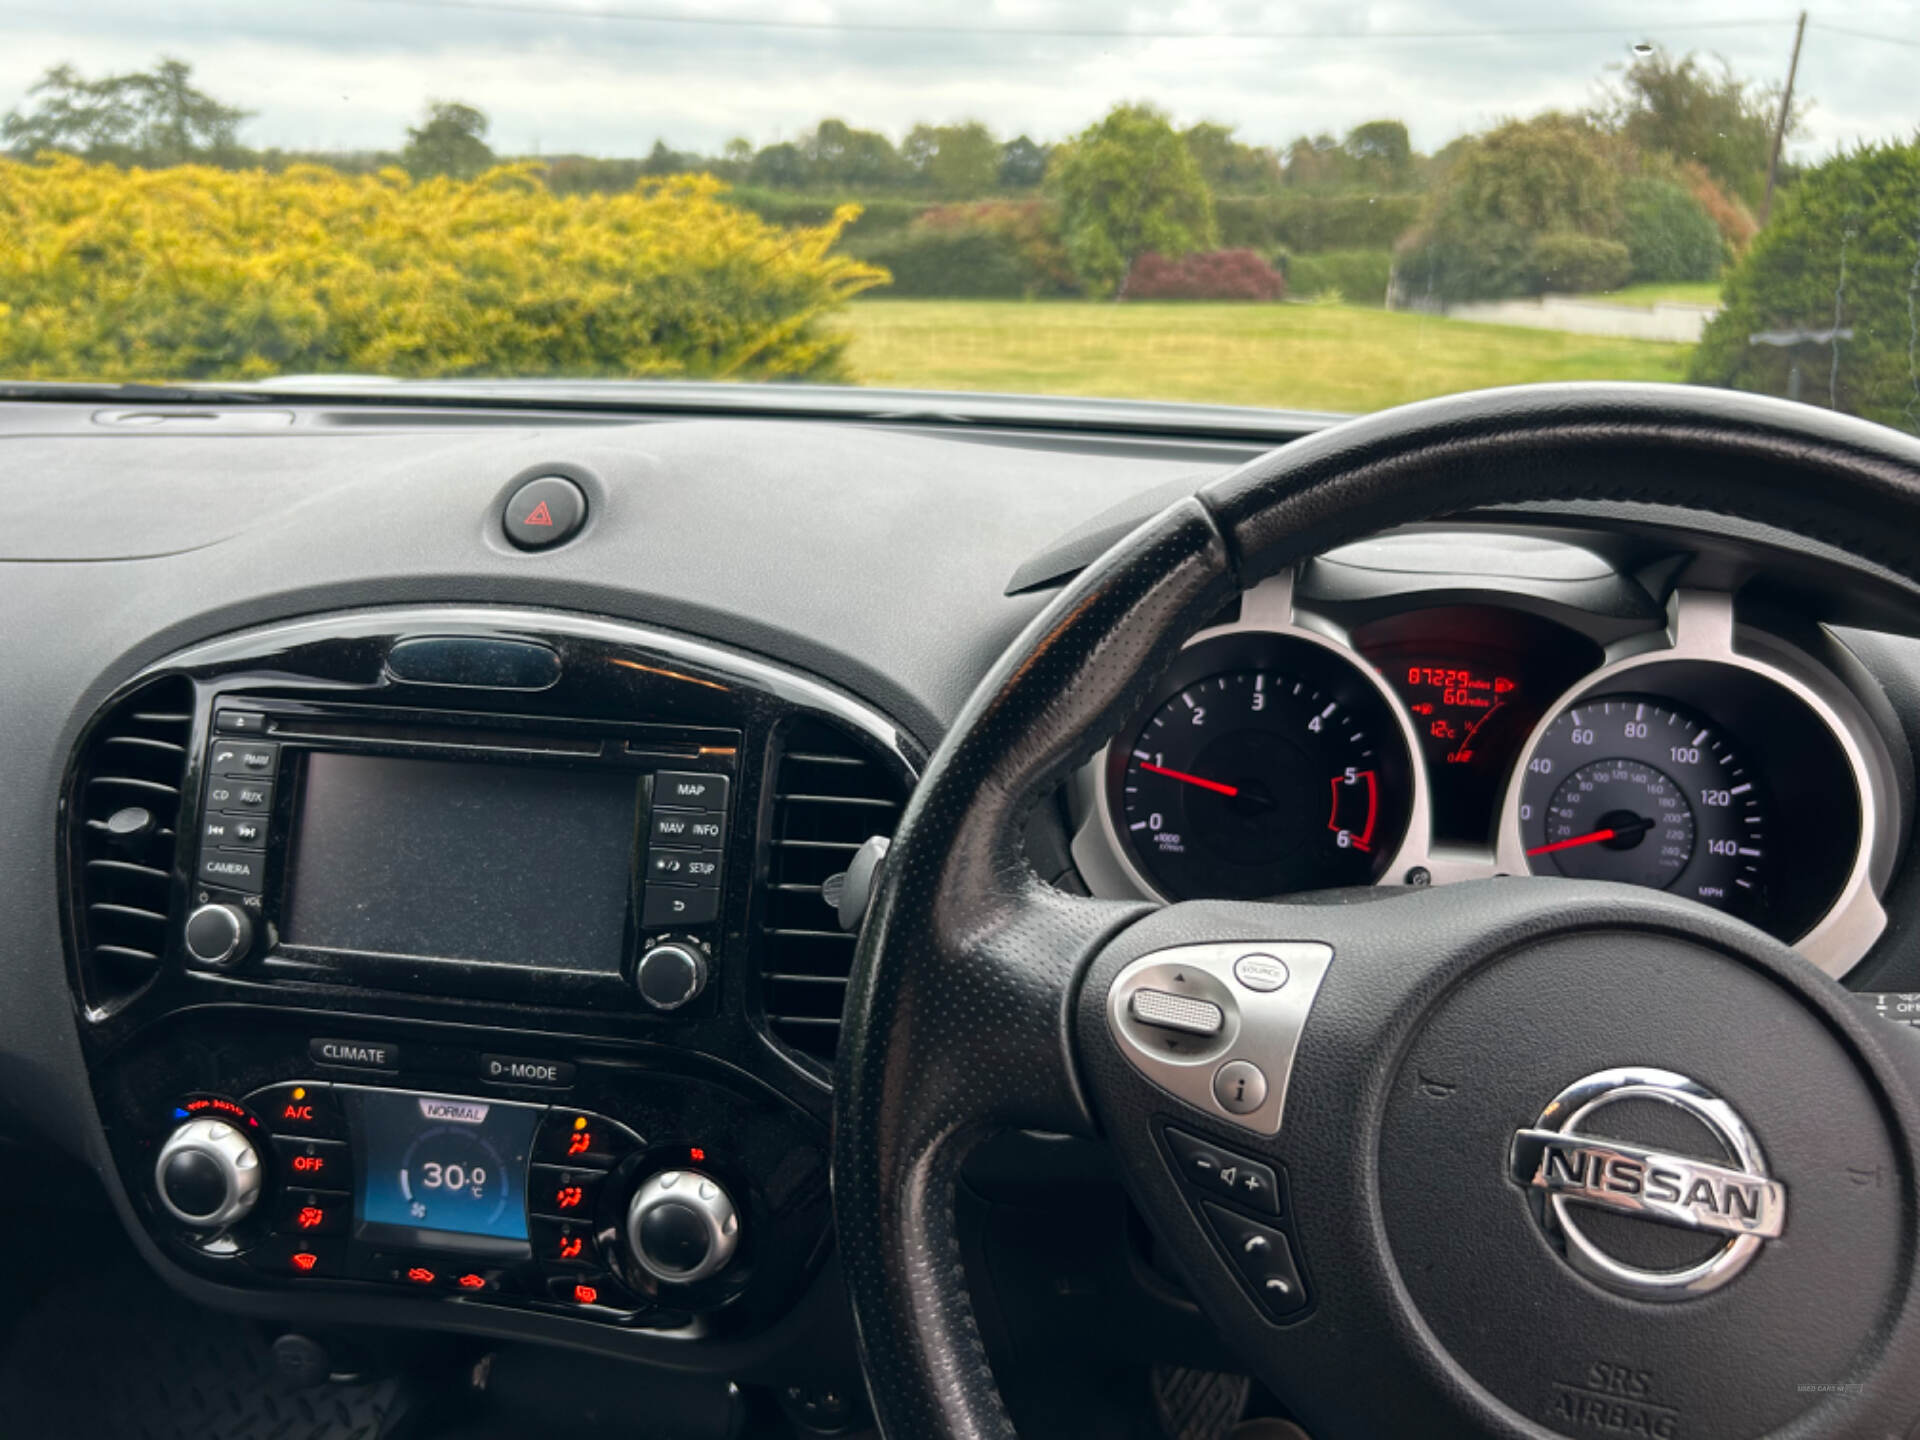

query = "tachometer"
[
  {"left": 1109, "top": 641, "right": 1412, "bottom": 900},
  {"left": 1518, "top": 696, "right": 1765, "bottom": 913}
]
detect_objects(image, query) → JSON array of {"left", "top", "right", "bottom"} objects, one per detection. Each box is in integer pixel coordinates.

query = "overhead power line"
[{"left": 334, "top": 0, "right": 1803, "bottom": 43}]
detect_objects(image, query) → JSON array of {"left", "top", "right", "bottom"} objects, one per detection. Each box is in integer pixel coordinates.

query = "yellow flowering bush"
[{"left": 0, "top": 157, "right": 888, "bottom": 381}]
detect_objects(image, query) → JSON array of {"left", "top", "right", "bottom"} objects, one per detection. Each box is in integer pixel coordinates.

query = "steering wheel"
[{"left": 833, "top": 384, "right": 1920, "bottom": 1440}]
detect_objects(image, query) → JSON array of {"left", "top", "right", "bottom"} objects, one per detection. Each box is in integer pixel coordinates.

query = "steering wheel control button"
[
  {"left": 1163, "top": 1128, "right": 1283, "bottom": 1217},
  {"left": 1509, "top": 1067, "right": 1786, "bottom": 1301},
  {"left": 1203, "top": 1204, "right": 1309, "bottom": 1320},
  {"left": 1130, "top": 988, "right": 1225, "bottom": 1036},
  {"left": 1108, "top": 941, "right": 1332, "bottom": 1135},
  {"left": 1212, "top": 1060, "right": 1268, "bottom": 1115},
  {"left": 1232, "top": 953, "right": 1290, "bottom": 992},
  {"left": 155, "top": 1117, "right": 263, "bottom": 1229},
  {"left": 503, "top": 475, "right": 587, "bottom": 550}
]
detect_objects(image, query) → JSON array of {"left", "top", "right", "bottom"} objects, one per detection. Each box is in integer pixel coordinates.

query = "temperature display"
[
  {"left": 344, "top": 1087, "right": 542, "bottom": 1255},
  {"left": 1378, "top": 652, "right": 1546, "bottom": 842},
  {"left": 1401, "top": 663, "right": 1521, "bottom": 766}
]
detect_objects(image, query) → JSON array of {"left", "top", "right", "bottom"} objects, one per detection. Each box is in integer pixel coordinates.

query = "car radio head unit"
[{"left": 185, "top": 698, "right": 740, "bottom": 1007}]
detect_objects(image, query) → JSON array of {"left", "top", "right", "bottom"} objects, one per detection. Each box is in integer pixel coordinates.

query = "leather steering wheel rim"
[{"left": 833, "top": 382, "right": 1920, "bottom": 1440}]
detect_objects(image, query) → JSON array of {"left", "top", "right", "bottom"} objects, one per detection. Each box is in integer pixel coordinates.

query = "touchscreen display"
[
  {"left": 344, "top": 1087, "right": 541, "bottom": 1255},
  {"left": 282, "top": 752, "right": 640, "bottom": 973}
]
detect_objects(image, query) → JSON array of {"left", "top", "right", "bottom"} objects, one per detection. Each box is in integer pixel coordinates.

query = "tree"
[
  {"left": 801, "top": 119, "right": 903, "bottom": 189},
  {"left": 1182, "top": 122, "right": 1281, "bottom": 192},
  {"left": 1599, "top": 48, "right": 1796, "bottom": 208},
  {"left": 1690, "top": 140, "right": 1920, "bottom": 435},
  {"left": 998, "top": 135, "right": 1049, "bottom": 188},
  {"left": 2, "top": 57, "right": 250, "bottom": 164},
  {"left": 1046, "top": 103, "right": 1217, "bottom": 297},
  {"left": 1344, "top": 120, "right": 1413, "bottom": 188},
  {"left": 403, "top": 100, "right": 494, "bottom": 180},
  {"left": 902, "top": 122, "right": 1001, "bottom": 195},
  {"left": 748, "top": 141, "right": 807, "bottom": 189}
]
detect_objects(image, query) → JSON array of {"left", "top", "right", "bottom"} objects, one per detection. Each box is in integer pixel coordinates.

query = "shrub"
[
  {"left": 724, "top": 186, "right": 923, "bottom": 240},
  {"left": 1215, "top": 192, "right": 1422, "bottom": 252},
  {"left": 1393, "top": 220, "right": 1537, "bottom": 304},
  {"left": 1619, "top": 175, "right": 1727, "bottom": 283},
  {"left": 917, "top": 200, "right": 1077, "bottom": 294},
  {"left": 1124, "top": 249, "right": 1285, "bottom": 300},
  {"left": 1283, "top": 248, "right": 1393, "bottom": 305},
  {"left": 0, "top": 157, "right": 887, "bottom": 381},
  {"left": 1690, "top": 140, "right": 1920, "bottom": 435},
  {"left": 1677, "top": 160, "right": 1758, "bottom": 252},
  {"left": 1529, "top": 232, "right": 1633, "bottom": 293}
]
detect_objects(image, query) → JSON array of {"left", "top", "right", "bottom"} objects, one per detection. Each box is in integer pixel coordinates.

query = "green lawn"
[
  {"left": 838, "top": 299, "right": 1692, "bottom": 414},
  {"left": 1574, "top": 281, "right": 1725, "bottom": 308}
]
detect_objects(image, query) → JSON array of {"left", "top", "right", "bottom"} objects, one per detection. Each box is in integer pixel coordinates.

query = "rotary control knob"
[
  {"left": 183, "top": 902, "right": 253, "bottom": 969},
  {"left": 155, "top": 1117, "right": 262, "bottom": 1229},
  {"left": 624, "top": 1169, "right": 738, "bottom": 1284},
  {"left": 635, "top": 942, "right": 708, "bottom": 1011}
]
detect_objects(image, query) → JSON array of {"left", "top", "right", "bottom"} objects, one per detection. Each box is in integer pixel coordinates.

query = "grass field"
[
  {"left": 1576, "top": 281, "right": 1725, "bottom": 308},
  {"left": 839, "top": 299, "right": 1693, "bottom": 413}
]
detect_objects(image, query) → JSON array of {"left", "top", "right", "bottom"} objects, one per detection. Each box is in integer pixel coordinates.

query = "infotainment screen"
[
  {"left": 343, "top": 1087, "right": 541, "bottom": 1255},
  {"left": 282, "top": 753, "right": 640, "bottom": 973}
]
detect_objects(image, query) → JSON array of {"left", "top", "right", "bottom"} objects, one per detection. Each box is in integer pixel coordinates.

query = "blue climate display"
[{"left": 344, "top": 1088, "right": 542, "bottom": 1256}]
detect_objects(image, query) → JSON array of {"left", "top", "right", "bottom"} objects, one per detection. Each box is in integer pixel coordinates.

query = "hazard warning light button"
[{"left": 503, "top": 475, "right": 587, "bottom": 550}]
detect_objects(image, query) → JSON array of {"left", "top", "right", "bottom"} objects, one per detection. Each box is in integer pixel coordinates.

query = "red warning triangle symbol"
[{"left": 523, "top": 500, "right": 554, "bottom": 527}]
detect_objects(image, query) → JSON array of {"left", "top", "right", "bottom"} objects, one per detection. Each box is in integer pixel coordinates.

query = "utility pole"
[{"left": 1760, "top": 10, "right": 1806, "bottom": 227}]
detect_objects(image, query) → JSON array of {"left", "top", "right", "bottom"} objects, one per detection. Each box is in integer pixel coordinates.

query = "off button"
[{"left": 503, "top": 476, "right": 587, "bottom": 550}]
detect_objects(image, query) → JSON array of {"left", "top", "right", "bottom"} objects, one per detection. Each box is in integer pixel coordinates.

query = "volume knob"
[
  {"left": 625, "top": 1170, "right": 738, "bottom": 1284},
  {"left": 183, "top": 903, "right": 253, "bottom": 969},
  {"left": 155, "top": 1117, "right": 262, "bottom": 1229}
]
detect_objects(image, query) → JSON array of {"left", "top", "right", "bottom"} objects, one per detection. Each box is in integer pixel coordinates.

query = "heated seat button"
[
  {"left": 246, "top": 1083, "right": 348, "bottom": 1141},
  {"left": 503, "top": 475, "right": 587, "bottom": 550},
  {"left": 1203, "top": 1204, "right": 1308, "bottom": 1319},
  {"left": 1164, "top": 1127, "right": 1283, "bottom": 1217},
  {"left": 277, "top": 1189, "right": 351, "bottom": 1237},
  {"left": 529, "top": 1165, "right": 605, "bottom": 1220},
  {"left": 272, "top": 1136, "right": 350, "bottom": 1189}
]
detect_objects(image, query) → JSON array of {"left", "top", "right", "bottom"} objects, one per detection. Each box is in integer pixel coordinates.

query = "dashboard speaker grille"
[
  {"left": 758, "top": 718, "right": 907, "bottom": 1064},
  {"left": 69, "top": 675, "right": 192, "bottom": 1018}
]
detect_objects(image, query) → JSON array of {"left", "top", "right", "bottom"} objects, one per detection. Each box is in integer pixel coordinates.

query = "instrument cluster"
[{"left": 1076, "top": 580, "right": 1900, "bottom": 978}]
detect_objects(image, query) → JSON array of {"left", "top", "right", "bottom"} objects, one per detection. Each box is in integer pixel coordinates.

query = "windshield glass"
[{"left": 3, "top": 6, "right": 1916, "bottom": 431}]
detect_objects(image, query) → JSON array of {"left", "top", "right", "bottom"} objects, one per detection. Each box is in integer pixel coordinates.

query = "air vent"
[
  {"left": 69, "top": 676, "right": 192, "bottom": 1017},
  {"left": 758, "top": 719, "right": 908, "bottom": 1064}
]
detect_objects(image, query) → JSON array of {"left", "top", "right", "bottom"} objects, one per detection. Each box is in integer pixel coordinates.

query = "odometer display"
[
  {"left": 1111, "top": 642, "right": 1411, "bottom": 900},
  {"left": 1519, "top": 696, "right": 1765, "bottom": 914}
]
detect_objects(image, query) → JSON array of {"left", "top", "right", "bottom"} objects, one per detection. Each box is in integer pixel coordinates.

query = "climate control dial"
[
  {"left": 624, "top": 1169, "right": 738, "bottom": 1284},
  {"left": 155, "top": 1117, "right": 262, "bottom": 1229}
]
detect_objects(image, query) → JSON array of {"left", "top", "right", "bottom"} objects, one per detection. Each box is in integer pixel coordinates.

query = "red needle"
[
  {"left": 1139, "top": 762, "right": 1239, "bottom": 797},
  {"left": 1528, "top": 828, "right": 1618, "bottom": 856}
]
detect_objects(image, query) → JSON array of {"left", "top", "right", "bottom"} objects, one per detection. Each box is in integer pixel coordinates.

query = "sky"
[{"left": 0, "top": 1, "right": 1913, "bottom": 162}]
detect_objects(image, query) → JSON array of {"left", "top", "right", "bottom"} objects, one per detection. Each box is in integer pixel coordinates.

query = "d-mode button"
[{"left": 480, "top": 1055, "right": 576, "bottom": 1088}]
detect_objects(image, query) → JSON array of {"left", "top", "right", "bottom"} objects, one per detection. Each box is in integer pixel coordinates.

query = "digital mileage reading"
[{"left": 1402, "top": 663, "right": 1520, "bottom": 766}]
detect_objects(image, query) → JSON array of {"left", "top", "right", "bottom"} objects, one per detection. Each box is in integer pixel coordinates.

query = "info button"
[
  {"left": 309, "top": 1037, "right": 401, "bottom": 1072},
  {"left": 480, "top": 1055, "right": 576, "bottom": 1089}
]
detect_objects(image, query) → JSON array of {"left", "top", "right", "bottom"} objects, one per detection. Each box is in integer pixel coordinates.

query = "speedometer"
[
  {"left": 1108, "top": 636, "right": 1412, "bottom": 900},
  {"left": 1518, "top": 696, "right": 1766, "bottom": 913}
]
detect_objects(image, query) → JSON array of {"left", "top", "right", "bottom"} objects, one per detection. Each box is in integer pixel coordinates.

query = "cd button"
[{"left": 206, "top": 778, "right": 273, "bottom": 813}]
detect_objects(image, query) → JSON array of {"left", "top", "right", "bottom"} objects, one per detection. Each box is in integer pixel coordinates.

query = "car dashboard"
[{"left": 7, "top": 391, "right": 1920, "bottom": 1428}]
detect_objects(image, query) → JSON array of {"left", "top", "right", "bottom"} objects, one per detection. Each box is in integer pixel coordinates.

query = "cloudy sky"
[{"left": 0, "top": 1, "right": 1913, "bottom": 161}]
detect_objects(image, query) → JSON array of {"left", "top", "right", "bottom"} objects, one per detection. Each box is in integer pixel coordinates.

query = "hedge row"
[
  {"left": 0, "top": 158, "right": 887, "bottom": 381},
  {"left": 1216, "top": 192, "right": 1424, "bottom": 253},
  {"left": 1282, "top": 248, "right": 1394, "bottom": 305}
]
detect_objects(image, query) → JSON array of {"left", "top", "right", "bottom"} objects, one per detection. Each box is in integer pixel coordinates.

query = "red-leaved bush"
[{"left": 1123, "top": 248, "right": 1286, "bottom": 300}]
